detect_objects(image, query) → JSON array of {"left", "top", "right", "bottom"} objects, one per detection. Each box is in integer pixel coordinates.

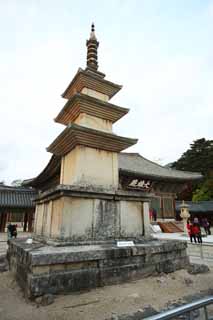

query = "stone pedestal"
[
  {"left": 33, "top": 186, "right": 151, "bottom": 243},
  {"left": 8, "top": 239, "right": 189, "bottom": 299}
]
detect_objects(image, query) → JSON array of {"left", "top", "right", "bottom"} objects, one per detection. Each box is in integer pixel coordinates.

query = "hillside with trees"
[{"left": 171, "top": 138, "right": 213, "bottom": 201}]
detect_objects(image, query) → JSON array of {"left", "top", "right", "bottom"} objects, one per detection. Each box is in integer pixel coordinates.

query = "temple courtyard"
[{"left": 0, "top": 266, "right": 213, "bottom": 320}]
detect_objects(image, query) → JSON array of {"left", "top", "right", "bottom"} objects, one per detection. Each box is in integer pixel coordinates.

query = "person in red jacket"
[
  {"left": 193, "top": 223, "right": 202, "bottom": 244},
  {"left": 187, "top": 219, "right": 196, "bottom": 243}
]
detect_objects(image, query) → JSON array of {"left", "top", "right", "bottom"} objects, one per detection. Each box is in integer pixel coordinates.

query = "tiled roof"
[
  {"left": 0, "top": 185, "right": 37, "bottom": 208},
  {"left": 119, "top": 153, "right": 203, "bottom": 182},
  {"left": 176, "top": 201, "right": 213, "bottom": 213}
]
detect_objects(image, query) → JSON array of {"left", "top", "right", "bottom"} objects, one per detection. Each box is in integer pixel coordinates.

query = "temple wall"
[
  {"left": 60, "top": 146, "right": 118, "bottom": 189},
  {"left": 34, "top": 196, "right": 146, "bottom": 241},
  {"left": 74, "top": 113, "right": 113, "bottom": 132}
]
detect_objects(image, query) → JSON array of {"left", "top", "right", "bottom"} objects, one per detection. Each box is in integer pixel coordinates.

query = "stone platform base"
[{"left": 8, "top": 239, "right": 189, "bottom": 299}]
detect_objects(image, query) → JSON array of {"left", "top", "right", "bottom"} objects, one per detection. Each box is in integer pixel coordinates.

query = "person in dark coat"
[
  {"left": 152, "top": 208, "right": 157, "bottom": 222},
  {"left": 7, "top": 223, "right": 13, "bottom": 240},
  {"left": 11, "top": 224, "right": 17, "bottom": 238},
  {"left": 202, "top": 218, "right": 211, "bottom": 236}
]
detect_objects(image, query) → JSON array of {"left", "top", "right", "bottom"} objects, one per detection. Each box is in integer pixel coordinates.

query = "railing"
[{"left": 144, "top": 296, "right": 213, "bottom": 320}]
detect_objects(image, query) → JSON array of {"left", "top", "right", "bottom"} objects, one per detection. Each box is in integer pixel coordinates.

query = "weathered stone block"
[{"left": 8, "top": 239, "right": 189, "bottom": 299}]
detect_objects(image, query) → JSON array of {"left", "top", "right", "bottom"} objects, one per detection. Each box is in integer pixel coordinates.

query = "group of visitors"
[
  {"left": 7, "top": 223, "right": 18, "bottom": 239},
  {"left": 187, "top": 217, "right": 211, "bottom": 244}
]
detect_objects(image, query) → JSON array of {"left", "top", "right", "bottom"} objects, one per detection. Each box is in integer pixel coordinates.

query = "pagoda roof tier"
[
  {"left": 47, "top": 123, "right": 137, "bottom": 156},
  {"left": 62, "top": 68, "right": 122, "bottom": 100},
  {"left": 55, "top": 93, "right": 129, "bottom": 125}
]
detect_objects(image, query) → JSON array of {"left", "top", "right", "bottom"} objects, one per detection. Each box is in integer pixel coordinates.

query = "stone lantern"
[{"left": 179, "top": 200, "right": 190, "bottom": 235}]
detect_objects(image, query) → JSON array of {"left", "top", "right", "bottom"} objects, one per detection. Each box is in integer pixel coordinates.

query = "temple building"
[
  {"left": 0, "top": 184, "right": 36, "bottom": 232},
  {"left": 9, "top": 24, "right": 202, "bottom": 298}
]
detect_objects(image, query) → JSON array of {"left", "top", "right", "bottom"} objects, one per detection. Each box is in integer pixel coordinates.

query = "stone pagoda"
[
  {"left": 33, "top": 23, "right": 150, "bottom": 243},
  {"left": 8, "top": 25, "right": 189, "bottom": 298}
]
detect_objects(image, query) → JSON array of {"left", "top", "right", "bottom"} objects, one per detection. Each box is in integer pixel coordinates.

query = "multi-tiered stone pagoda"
[
  {"left": 30, "top": 23, "right": 151, "bottom": 243},
  {"left": 8, "top": 25, "right": 194, "bottom": 298}
]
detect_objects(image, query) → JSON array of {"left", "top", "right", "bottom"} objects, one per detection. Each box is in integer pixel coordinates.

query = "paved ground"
[{"left": 152, "top": 231, "right": 213, "bottom": 266}]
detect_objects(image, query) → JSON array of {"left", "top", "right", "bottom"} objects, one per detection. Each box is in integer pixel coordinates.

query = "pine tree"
[{"left": 172, "top": 138, "right": 213, "bottom": 201}]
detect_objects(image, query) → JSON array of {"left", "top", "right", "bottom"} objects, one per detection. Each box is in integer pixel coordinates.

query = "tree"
[
  {"left": 11, "top": 179, "right": 23, "bottom": 187},
  {"left": 172, "top": 138, "right": 213, "bottom": 176},
  {"left": 172, "top": 138, "right": 213, "bottom": 201},
  {"left": 192, "top": 170, "right": 213, "bottom": 201}
]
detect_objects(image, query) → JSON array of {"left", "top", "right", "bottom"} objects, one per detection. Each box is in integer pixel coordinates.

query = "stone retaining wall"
[{"left": 8, "top": 239, "right": 189, "bottom": 299}]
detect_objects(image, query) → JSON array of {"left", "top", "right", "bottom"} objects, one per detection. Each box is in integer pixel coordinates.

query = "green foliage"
[
  {"left": 172, "top": 138, "right": 213, "bottom": 201},
  {"left": 192, "top": 174, "right": 213, "bottom": 201},
  {"left": 172, "top": 138, "right": 213, "bottom": 176}
]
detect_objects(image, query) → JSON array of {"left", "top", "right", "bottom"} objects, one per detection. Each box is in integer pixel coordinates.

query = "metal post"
[
  {"left": 200, "top": 244, "right": 204, "bottom": 260},
  {"left": 204, "top": 306, "right": 208, "bottom": 320}
]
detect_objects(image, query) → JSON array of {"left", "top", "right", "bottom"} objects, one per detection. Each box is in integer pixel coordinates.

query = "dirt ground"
[{"left": 0, "top": 269, "right": 213, "bottom": 320}]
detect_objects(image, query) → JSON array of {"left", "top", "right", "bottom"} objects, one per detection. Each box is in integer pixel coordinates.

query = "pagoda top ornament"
[{"left": 86, "top": 23, "right": 99, "bottom": 71}]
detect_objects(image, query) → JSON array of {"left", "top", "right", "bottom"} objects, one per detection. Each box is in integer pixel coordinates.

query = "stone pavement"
[{"left": 152, "top": 232, "right": 213, "bottom": 266}]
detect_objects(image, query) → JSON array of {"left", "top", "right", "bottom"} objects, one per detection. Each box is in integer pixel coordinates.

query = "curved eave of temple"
[
  {"left": 23, "top": 155, "right": 61, "bottom": 190},
  {"left": 119, "top": 168, "right": 202, "bottom": 183},
  {"left": 118, "top": 153, "right": 203, "bottom": 183}
]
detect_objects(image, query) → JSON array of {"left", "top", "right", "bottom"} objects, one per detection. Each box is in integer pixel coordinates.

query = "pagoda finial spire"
[{"left": 86, "top": 22, "right": 99, "bottom": 71}]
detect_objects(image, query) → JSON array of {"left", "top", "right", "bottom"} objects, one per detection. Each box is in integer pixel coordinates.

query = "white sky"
[{"left": 0, "top": 0, "right": 213, "bottom": 184}]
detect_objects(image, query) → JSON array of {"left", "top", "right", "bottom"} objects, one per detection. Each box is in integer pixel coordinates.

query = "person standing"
[
  {"left": 206, "top": 220, "right": 211, "bottom": 235},
  {"left": 11, "top": 224, "right": 17, "bottom": 238},
  {"left": 202, "top": 218, "right": 211, "bottom": 236},
  {"left": 149, "top": 208, "right": 153, "bottom": 222},
  {"left": 7, "top": 223, "right": 13, "bottom": 240},
  {"left": 152, "top": 208, "right": 157, "bottom": 222},
  {"left": 187, "top": 219, "right": 196, "bottom": 243},
  {"left": 193, "top": 222, "right": 202, "bottom": 244}
]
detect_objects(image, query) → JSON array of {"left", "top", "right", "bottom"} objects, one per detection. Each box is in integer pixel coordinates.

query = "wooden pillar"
[
  {"left": 0, "top": 212, "right": 8, "bottom": 232},
  {"left": 160, "top": 197, "right": 164, "bottom": 220},
  {"left": 0, "top": 212, "right": 4, "bottom": 232},
  {"left": 23, "top": 212, "right": 28, "bottom": 232},
  {"left": 28, "top": 210, "right": 34, "bottom": 232}
]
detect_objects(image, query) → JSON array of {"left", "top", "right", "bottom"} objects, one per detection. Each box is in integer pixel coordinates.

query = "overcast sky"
[{"left": 0, "top": 0, "right": 213, "bottom": 184}]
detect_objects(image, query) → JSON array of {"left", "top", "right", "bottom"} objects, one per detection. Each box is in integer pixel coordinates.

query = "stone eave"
[
  {"left": 119, "top": 168, "right": 203, "bottom": 183},
  {"left": 61, "top": 68, "right": 122, "bottom": 100},
  {"left": 34, "top": 184, "right": 153, "bottom": 204},
  {"left": 47, "top": 124, "right": 138, "bottom": 156},
  {"left": 55, "top": 93, "right": 129, "bottom": 125}
]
